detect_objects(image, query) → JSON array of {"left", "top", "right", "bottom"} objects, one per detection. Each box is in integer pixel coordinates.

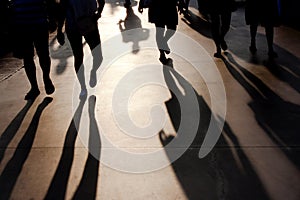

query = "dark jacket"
[
  {"left": 12, "top": 0, "right": 50, "bottom": 25},
  {"left": 205, "top": 0, "right": 237, "bottom": 14},
  {"left": 140, "top": 0, "right": 184, "bottom": 25}
]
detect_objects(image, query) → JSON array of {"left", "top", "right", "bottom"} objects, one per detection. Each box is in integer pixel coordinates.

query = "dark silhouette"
[
  {"left": 0, "top": 97, "right": 53, "bottom": 200},
  {"left": 73, "top": 95, "right": 101, "bottom": 199},
  {"left": 10, "top": 0, "right": 56, "bottom": 100},
  {"left": 0, "top": 101, "right": 33, "bottom": 164},
  {"left": 124, "top": 0, "right": 132, "bottom": 8},
  {"left": 206, "top": 0, "right": 237, "bottom": 58},
  {"left": 138, "top": 0, "right": 184, "bottom": 64},
  {"left": 159, "top": 61, "right": 269, "bottom": 199},
  {"left": 45, "top": 97, "right": 86, "bottom": 199},
  {"left": 222, "top": 52, "right": 300, "bottom": 167},
  {"left": 181, "top": 9, "right": 212, "bottom": 39},
  {"left": 49, "top": 35, "right": 74, "bottom": 75},
  {"left": 245, "top": 0, "right": 281, "bottom": 59},
  {"left": 45, "top": 95, "right": 101, "bottom": 199},
  {"left": 119, "top": 7, "right": 150, "bottom": 54},
  {"left": 57, "top": 0, "right": 104, "bottom": 98}
]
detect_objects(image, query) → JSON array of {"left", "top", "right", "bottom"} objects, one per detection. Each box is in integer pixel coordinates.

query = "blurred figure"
[
  {"left": 245, "top": 0, "right": 281, "bottom": 58},
  {"left": 118, "top": 7, "right": 150, "bottom": 54},
  {"left": 10, "top": 0, "right": 56, "bottom": 100},
  {"left": 184, "top": 0, "right": 190, "bottom": 11},
  {"left": 139, "top": 0, "right": 184, "bottom": 64},
  {"left": 124, "top": 0, "right": 131, "bottom": 8},
  {"left": 57, "top": 0, "right": 104, "bottom": 98},
  {"left": 206, "top": 0, "right": 237, "bottom": 58}
]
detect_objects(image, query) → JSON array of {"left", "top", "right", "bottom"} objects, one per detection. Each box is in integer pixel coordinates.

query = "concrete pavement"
[{"left": 0, "top": 1, "right": 300, "bottom": 199}]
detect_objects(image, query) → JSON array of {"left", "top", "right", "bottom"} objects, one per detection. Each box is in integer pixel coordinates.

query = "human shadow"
[
  {"left": 106, "top": 0, "right": 138, "bottom": 15},
  {"left": 222, "top": 52, "right": 300, "bottom": 168},
  {"left": 49, "top": 35, "right": 74, "bottom": 75},
  {"left": 45, "top": 97, "right": 86, "bottom": 199},
  {"left": 226, "top": 16, "right": 300, "bottom": 93},
  {"left": 0, "top": 97, "right": 53, "bottom": 200},
  {"left": 45, "top": 95, "right": 101, "bottom": 199},
  {"left": 181, "top": 9, "right": 212, "bottom": 38},
  {"left": 73, "top": 95, "right": 101, "bottom": 199},
  {"left": 118, "top": 6, "right": 150, "bottom": 54},
  {"left": 159, "top": 60, "right": 269, "bottom": 199},
  {"left": 0, "top": 101, "right": 34, "bottom": 164}
]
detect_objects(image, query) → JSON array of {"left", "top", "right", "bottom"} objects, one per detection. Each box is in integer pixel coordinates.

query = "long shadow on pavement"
[
  {"left": 222, "top": 53, "right": 300, "bottom": 168},
  {"left": 45, "top": 95, "right": 101, "bottom": 199},
  {"left": 0, "top": 100, "right": 34, "bottom": 164},
  {"left": 0, "top": 97, "right": 53, "bottom": 200},
  {"left": 159, "top": 62, "right": 269, "bottom": 199}
]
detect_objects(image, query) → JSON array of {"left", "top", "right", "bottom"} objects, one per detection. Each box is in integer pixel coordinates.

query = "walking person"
[
  {"left": 138, "top": 0, "right": 184, "bottom": 64},
  {"left": 245, "top": 0, "right": 281, "bottom": 58},
  {"left": 10, "top": 0, "right": 56, "bottom": 100},
  {"left": 57, "top": 0, "right": 104, "bottom": 98},
  {"left": 206, "top": 0, "right": 237, "bottom": 58}
]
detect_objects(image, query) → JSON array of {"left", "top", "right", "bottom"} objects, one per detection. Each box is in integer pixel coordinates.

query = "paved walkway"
[{"left": 0, "top": 1, "right": 300, "bottom": 199}]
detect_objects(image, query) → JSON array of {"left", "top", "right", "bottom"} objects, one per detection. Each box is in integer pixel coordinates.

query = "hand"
[
  {"left": 138, "top": 7, "right": 143, "bottom": 13},
  {"left": 57, "top": 31, "right": 65, "bottom": 46}
]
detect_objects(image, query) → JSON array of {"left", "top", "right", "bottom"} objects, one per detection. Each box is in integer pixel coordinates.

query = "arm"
[
  {"left": 138, "top": 0, "right": 144, "bottom": 13},
  {"left": 96, "top": 0, "right": 105, "bottom": 19}
]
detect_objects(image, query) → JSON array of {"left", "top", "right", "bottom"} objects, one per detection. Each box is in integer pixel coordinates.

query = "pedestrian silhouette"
[
  {"left": 119, "top": 7, "right": 150, "bottom": 54},
  {"left": 138, "top": 0, "right": 185, "bottom": 64},
  {"left": 245, "top": 0, "right": 281, "bottom": 59},
  {"left": 10, "top": 0, "right": 56, "bottom": 100},
  {"left": 206, "top": 0, "right": 237, "bottom": 58},
  {"left": 57, "top": 0, "right": 104, "bottom": 98}
]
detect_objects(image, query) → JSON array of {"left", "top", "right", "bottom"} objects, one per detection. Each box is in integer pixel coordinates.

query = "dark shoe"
[
  {"left": 220, "top": 40, "right": 228, "bottom": 51},
  {"left": 249, "top": 45, "right": 257, "bottom": 54},
  {"left": 159, "top": 56, "right": 168, "bottom": 65},
  {"left": 214, "top": 52, "right": 222, "bottom": 58},
  {"left": 44, "top": 79, "right": 55, "bottom": 95},
  {"left": 214, "top": 48, "right": 222, "bottom": 58},
  {"left": 25, "top": 88, "right": 40, "bottom": 100}
]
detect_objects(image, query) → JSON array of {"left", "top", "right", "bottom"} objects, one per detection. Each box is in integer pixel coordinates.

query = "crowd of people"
[{"left": 7, "top": 0, "right": 281, "bottom": 100}]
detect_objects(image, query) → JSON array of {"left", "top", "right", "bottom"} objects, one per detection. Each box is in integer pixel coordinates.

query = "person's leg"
[
  {"left": 249, "top": 23, "right": 258, "bottom": 54},
  {"left": 210, "top": 13, "right": 221, "bottom": 57},
  {"left": 23, "top": 42, "right": 40, "bottom": 100},
  {"left": 265, "top": 25, "right": 277, "bottom": 58},
  {"left": 66, "top": 29, "right": 87, "bottom": 95},
  {"left": 84, "top": 29, "right": 103, "bottom": 87},
  {"left": 34, "top": 24, "right": 54, "bottom": 95},
  {"left": 220, "top": 12, "right": 231, "bottom": 50},
  {"left": 155, "top": 23, "right": 168, "bottom": 64},
  {"left": 164, "top": 24, "right": 177, "bottom": 54}
]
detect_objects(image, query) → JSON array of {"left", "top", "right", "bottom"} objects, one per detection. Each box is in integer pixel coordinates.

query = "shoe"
[
  {"left": 25, "top": 88, "right": 40, "bottom": 100},
  {"left": 159, "top": 55, "right": 168, "bottom": 65},
  {"left": 214, "top": 48, "right": 222, "bottom": 58},
  {"left": 214, "top": 52, "right": 222, "bottom": 58},
  {"left": 90, "top": 70, "right": 97, "bottom": 88},
  {"left": 44, "top": 79, "right": 55, "bottom": 95},
  {"left": 220, "top": 40, "right": 228, "bottom": 51},
  {"left": 249, "top": 45, "right": 257, "bottom": 54}
]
